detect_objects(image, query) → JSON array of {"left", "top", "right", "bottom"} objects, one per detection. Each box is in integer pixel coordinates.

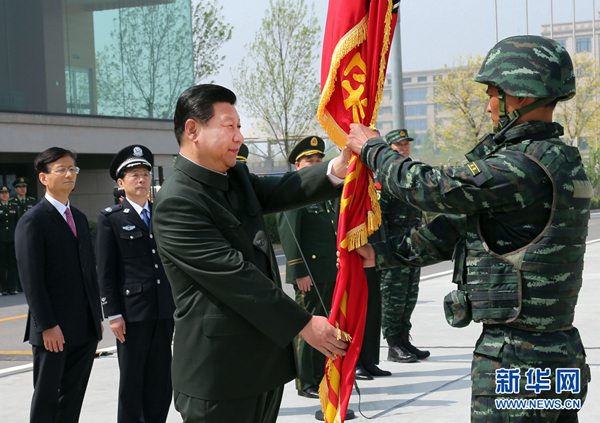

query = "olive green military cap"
[
  {"left": 0, "top": 186, "right": 9, "bottom": 193},
  {"left": 237, "top": 143, "right": 249, "bottom": 162},
  {"left": 13, "top": 177, "right": 28, "bottom": 188},
  {"left": 386, "top": 129, "right": 414, "bottom": 145},
  {"left": 288, "top": 136, "right": 325, "bottom": 165}
]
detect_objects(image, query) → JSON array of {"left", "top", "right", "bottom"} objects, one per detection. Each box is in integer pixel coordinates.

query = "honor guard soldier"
[
  {"left": 378, "top": 129, "right": 429, "bottom": 362},
  {"left": 0, "top": 185, "right": 19, "bottom": 295},
  {"left": 277, "top": 137, "right": 351, "bottom": 402},
  {"left": 236, "top": 143, "right": 249, "bottom": 162},
  {"left": 11, "top": 177, "right": 38, "bottom": 215},
  {"left": 95, "top": 145, "right": 175, "bottom": 423},
  {"left": 347, "top": 35, "right": 590, "bottom": 422}
]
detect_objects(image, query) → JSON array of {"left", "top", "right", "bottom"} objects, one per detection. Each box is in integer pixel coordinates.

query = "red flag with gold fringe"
[{"left": 317, "top": 1, "right": 398, "bottom": 422}]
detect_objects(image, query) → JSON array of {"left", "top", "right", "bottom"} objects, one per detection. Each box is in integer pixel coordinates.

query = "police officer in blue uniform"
[{"left": 95, "top": 145, "right": 175, "bottom": 423}]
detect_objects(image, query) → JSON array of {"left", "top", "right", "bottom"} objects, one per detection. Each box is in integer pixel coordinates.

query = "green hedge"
[{"left": 591, "top": 198, "right": 600, "bottom": 210}]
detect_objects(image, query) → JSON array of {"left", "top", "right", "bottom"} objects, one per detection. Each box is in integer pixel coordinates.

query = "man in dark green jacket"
[
  {"left": 276, "top": 136, "right": 338, "bottom": 399},
  {"left": 153, "top": 84, "right": 350, "bottom": 423}
]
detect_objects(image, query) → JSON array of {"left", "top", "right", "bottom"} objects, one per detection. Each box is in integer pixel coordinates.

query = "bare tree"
[{"left": 232, "top": 0, "right": 321, "bottom": 170}]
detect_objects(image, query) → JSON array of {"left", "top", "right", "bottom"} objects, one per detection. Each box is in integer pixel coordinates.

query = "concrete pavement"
[{"left": 2, "top": 242, "right": 600, "bottom": 422}]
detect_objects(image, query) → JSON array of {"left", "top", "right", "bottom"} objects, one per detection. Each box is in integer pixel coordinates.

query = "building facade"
[{"left": 0, "top": 0, "right": 193, "bottom": 218}]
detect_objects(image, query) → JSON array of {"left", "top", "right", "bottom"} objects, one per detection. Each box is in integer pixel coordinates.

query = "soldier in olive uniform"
[
  {"left": 10, "top": 177, "right": 38, "bottom": 292},
  {"left": 378, "top": 129, "right": 429, "bottom": 362},
  {"left": 11, "top": 177, "right": 38, "bottom": 215},
  {"left": 347, "top": 36, "right": 590, "bottom": 422},
  {"left": 96, "top": 145, "right": 175, "bottom": 423},
  {"left": 276, "top": 136, "right": 338, "bottom": 399},
  {"left": 0, "top": 185, "right": 20, "bottom": 295}
]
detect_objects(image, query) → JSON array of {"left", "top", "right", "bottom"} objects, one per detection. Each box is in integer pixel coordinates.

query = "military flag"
[{"left": 317, "top": 1, "right": 399, "bottom": 422}]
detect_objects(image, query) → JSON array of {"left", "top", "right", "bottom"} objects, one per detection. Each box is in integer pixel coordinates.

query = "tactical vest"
[{"left": 462, "top": 140, "right": 591, "bottom": 332}]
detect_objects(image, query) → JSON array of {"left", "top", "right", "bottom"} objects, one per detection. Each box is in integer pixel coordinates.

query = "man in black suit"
[
  {"left": 15, "top": 147, "right": 103, "bottom": 423},
  {"left": 96, "top": 145, "right": 175, "bottom": 423},
  {"left": 153, "top": 84, "right": 350, "bottom": 423}
]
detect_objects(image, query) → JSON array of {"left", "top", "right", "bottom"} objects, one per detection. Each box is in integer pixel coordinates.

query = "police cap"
[{"left": 110, "top": 145, "right": 154, "bottom": 181}]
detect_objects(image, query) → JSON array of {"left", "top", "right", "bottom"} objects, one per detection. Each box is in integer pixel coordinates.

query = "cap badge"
[
  {"left": 133, "top": 146, "right": 143, "bottom": 157},
  {"left": 400, "top": 131, "right": 406, "bottom": 136},
  {"left": 310, "top": 137, "right": 318, "bottom": 146}
]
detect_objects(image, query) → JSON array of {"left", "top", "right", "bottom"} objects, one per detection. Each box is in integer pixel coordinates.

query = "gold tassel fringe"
[{"left": 318, "top": 16, "right": 369, "bottom": 148}]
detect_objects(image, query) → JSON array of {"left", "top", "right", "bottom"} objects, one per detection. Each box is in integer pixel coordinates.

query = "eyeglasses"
[
  {"left": 50, "top": 166, "right": 80, "bottom": 175},
  {"left": 125, "top": 170, "right": 152, "bottom": 179}
]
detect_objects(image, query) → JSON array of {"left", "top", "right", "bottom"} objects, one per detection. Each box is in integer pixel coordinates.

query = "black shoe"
[
  {"left": 315, "top": 408, "right": 356, "bottom": 421},
  {"left": 298, "top": 385, "right": 320, "bottom": 399},
  {"left": 401, "top": 332, "right": 431, "bottom": 360},
  {"left": 364, "top": 364, "right": 391, "bottom": 376},
  {"left": 387, "top": 344, "right": 418, "bottom": 363},
  {"left": 354, "top": 364, "right": 373, "bottom": 380}
]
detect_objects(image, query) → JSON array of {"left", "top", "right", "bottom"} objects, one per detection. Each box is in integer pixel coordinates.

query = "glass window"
[
  {"left": 403, "top": 77, "right": 412, "bottom": 83},
  {"left": 405, "top": 88, "right": 427, "bottom": 102},
  {"left": 405, "top": 104, "right": 428, "bottom": 117},
  {"left": 0, "top": 0, "right": 194, "bottom": 119},
  {"left": 555, "top": 39, "right": 567, "bottom": 48},
  {"left": 406, "top": 119, "right": 428, "bottom": 132},
  {"left": 417, "top": 76, "right": 427, "bottom": 82},
  {"left": 576, "top": 38, "right": 591, "bottom": 53},
  {"left": 379, "top": 106, "right": 392, "bottom": 115}
]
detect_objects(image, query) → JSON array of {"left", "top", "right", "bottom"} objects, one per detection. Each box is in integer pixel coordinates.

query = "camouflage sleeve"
[
  {"left": 372, "top": 213, "right": 466, "bottom": 270},
  {"left": 361, "top": 138, "right": 550, "bottom": 215}
]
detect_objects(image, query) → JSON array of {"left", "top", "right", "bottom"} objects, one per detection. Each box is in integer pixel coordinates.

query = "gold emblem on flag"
[{"left": 342, "top": 52, "right": 368, "bottom": 123}]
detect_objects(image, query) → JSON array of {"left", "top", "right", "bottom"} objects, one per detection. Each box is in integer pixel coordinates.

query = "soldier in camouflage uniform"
[
  {"left": 378, "top": 129, "right": 428, "bottom": 363},
  {"left": 346, "top": 36, "right": 590, "bottom": 422}
]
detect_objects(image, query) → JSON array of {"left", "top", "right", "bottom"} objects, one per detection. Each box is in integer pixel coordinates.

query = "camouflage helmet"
[{"left": 474, "top": 35, "right": 575, "bottom": 101}]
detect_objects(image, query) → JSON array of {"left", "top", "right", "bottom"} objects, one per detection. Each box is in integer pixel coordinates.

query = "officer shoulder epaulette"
[{"left": 101, "top": 203, "right": 124, "bottom": 215}]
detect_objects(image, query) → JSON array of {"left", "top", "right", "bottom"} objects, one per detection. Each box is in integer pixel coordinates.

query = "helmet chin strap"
[{"left": 494, "top": 90, "right": 557, "bottom": 133}]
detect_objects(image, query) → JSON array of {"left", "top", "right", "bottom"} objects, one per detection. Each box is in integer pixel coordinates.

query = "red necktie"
[{"left": 65, "top": 207, "right": 77, "bottom": 238}]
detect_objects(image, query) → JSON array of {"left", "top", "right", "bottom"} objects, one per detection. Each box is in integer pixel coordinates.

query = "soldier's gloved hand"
[
  {"left": 296, "top": 276, "right": 313, "bottom": 292},
  {"left": 347, "top": 123, "right": 380, "bottom": 155}
]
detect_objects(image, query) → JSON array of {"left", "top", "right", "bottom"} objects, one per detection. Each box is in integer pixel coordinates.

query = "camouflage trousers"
[
  {"left": 471, "top": 325, "right": 590, "bottom": 423},
  {"left": 380, "top": 266, "right": 420, "bottom": 339}
]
